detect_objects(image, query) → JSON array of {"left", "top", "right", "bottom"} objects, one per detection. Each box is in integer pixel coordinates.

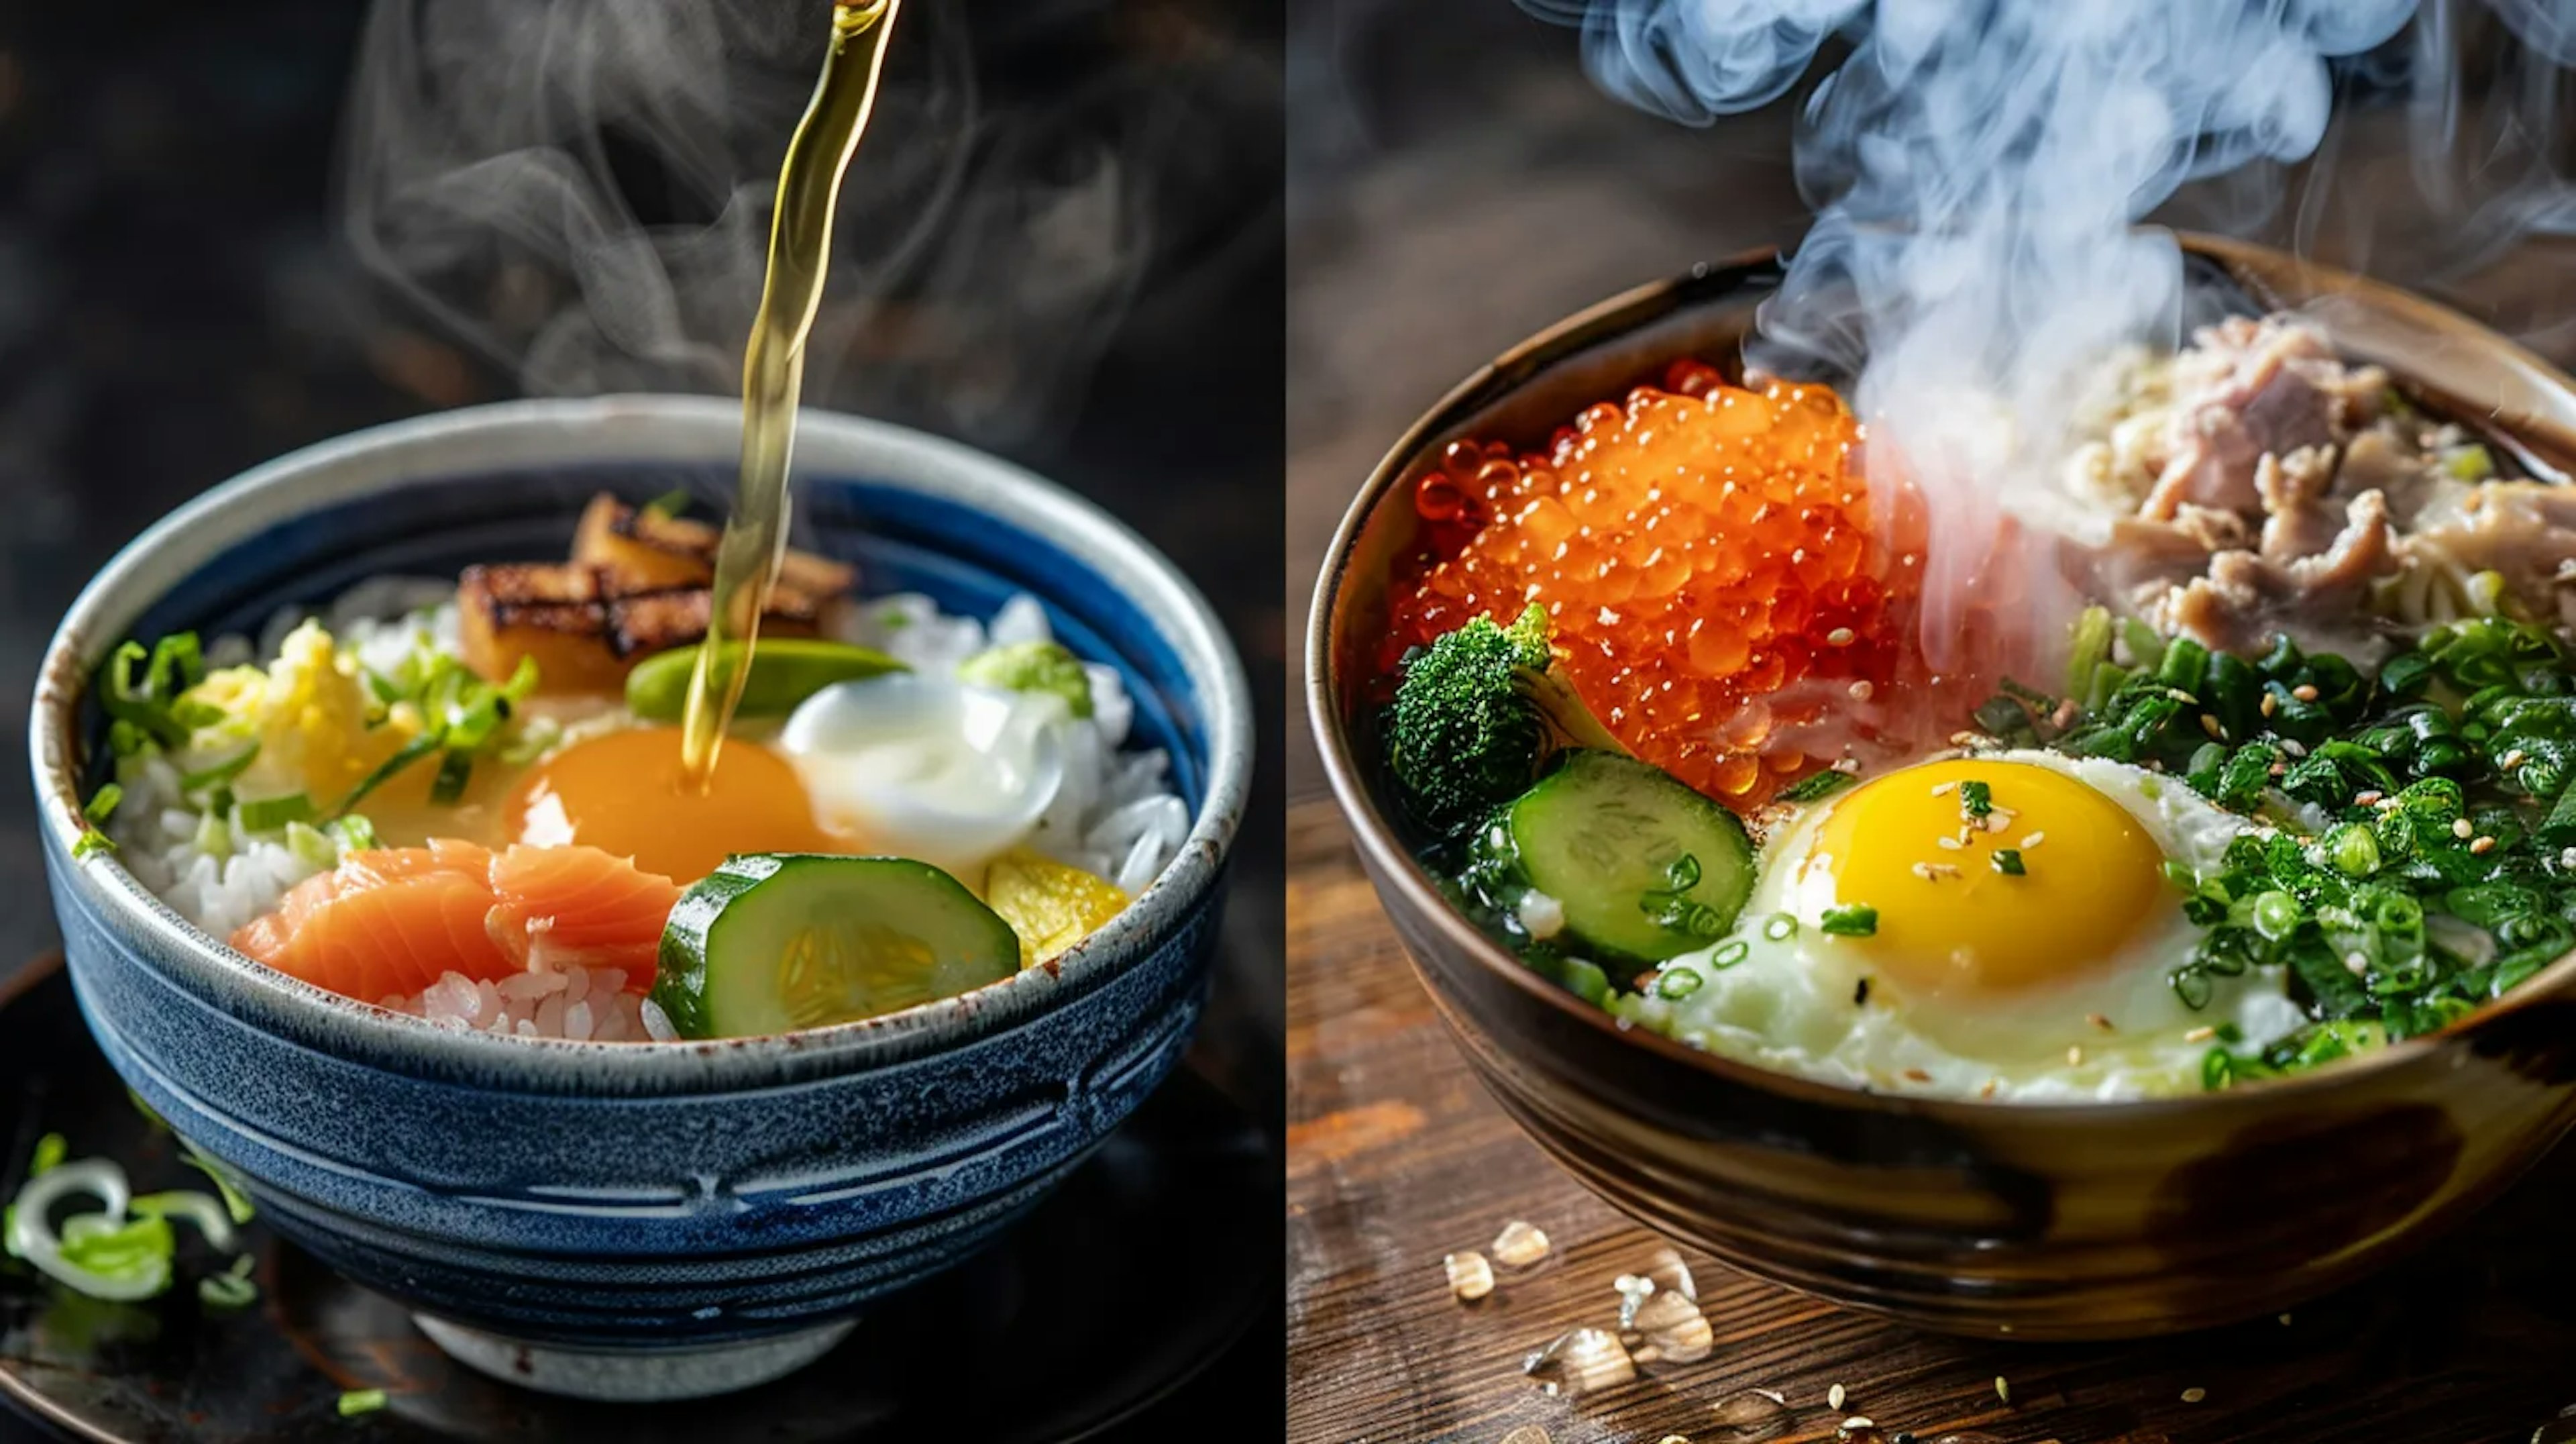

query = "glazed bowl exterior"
[
  {"left": 1307, "top": 236, "right": 2576, "bottom": 1340},
  {"left": 32, "top": 397, "right": 1250, "bottom": 1352}
]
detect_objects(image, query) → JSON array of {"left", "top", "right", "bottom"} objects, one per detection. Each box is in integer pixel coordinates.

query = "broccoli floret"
[
  {"left": 1385, "top": 604, "right": 1623, "bottom": 835},
  {"left": 959, "top": 640, "right": 1094, "bottom": 718}
]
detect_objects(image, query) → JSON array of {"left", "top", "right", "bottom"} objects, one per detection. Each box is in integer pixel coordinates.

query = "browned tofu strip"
[
  {"left": 459, "top": 561, "right": 847, "bottom": 695},
  {"left": 571, "top": 493, "right": 858, "bottom": 598}
]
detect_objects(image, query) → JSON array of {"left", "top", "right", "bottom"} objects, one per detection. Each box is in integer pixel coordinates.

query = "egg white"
[{"left": 1611, "top": 750, "right": 2305, "bottom": 1102}]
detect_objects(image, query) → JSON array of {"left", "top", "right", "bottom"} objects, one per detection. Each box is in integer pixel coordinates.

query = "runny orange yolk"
[
  {"left": 504, "top": 726, "right": 831, "bottom": 883},
  {"left": 1809, "top": 759, "right": 2167, "bottom": 999}
]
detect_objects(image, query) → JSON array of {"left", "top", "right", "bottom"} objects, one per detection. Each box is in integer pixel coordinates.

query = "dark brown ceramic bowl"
[{"left": 1306, "top": 234, "right": 2576, "bottom": 1341}]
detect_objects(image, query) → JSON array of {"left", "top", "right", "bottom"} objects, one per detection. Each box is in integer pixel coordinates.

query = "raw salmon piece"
[
  {"left": 231, "top": 860, "right": 515, "bottom": 1002},
  {"left": 485, "top": 844, "right": 680, "bottom": 992}
]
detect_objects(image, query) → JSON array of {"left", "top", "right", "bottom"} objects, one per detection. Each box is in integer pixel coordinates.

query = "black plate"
[{"left": 0, "top": 956, "right": 1274, "bottom": 1443}]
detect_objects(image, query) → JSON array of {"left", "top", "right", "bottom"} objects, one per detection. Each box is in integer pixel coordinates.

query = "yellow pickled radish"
[{"left": 983, "top": 848, "right": 1128, "bottom": 968}]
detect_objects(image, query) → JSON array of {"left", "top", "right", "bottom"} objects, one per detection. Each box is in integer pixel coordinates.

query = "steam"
[
  {"left": 340, "top": 0, "right": 1253, "bottom": 448},
  {"left": 1525, "top": 0, "right": 2576, "bottom": 682}
]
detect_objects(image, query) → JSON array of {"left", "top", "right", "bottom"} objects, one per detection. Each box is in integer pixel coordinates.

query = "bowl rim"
[
  {"left": 1305, "top": 232, "right": 2576, "bottom": 1123},
  {"left": 34, "top": 394, "right": 1253, "bottom": 1082}
]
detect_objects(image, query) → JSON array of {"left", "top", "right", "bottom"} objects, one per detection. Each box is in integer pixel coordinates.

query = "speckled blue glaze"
[{"left": 30, "top": 399, "right": 1251, "bottom": 1353}]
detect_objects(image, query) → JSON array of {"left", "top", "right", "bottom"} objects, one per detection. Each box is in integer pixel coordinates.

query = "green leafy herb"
[
  {"left": 1957, "top": 780, "right": 1993, "bottom": 821},
  {"left": 1819, "top": 904, "right": 1878, "bottom": 937},
  {"left": 1991, "top": 848, "right": 2026, "bottom": 876}
]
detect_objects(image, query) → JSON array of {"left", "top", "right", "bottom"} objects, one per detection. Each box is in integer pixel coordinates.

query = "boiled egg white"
[{"left": 777, "top": 673, "right": 1064, "bottom": 878}]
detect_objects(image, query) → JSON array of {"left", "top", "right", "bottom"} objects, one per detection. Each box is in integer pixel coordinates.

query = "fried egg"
[{"left": 1613, "top": 750, "right": 2305, "bottom": 1101}]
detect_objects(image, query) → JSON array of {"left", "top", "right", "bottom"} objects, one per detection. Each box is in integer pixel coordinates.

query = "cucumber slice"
[
  {"left": 652, "top": 854, "right": 1020, "bottom": 1037},
  {"left": 625, "top": 640, "right": 904, "bottom": 723},
  {"left": 1494, "top": 750, "right": 1754, "bottom": 964}
]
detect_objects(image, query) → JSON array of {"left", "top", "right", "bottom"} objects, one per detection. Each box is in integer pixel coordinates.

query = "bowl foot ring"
[{"left": 411, "top": 1314, "right": 857, "bottom": 1402}]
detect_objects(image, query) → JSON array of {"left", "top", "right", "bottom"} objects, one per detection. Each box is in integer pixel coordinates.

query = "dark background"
[{"left": 0, "top": 0, "right": 1283, "bottom": 1438}]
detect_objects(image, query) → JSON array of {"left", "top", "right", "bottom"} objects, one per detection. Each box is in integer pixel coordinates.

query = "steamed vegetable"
[{"left": 1386, "top": 605, "right": 1624, "bottom": 835}]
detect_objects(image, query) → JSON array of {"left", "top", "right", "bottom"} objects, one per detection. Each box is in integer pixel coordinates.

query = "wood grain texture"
[{"left": 1287, "top": 797, "right": 2576, "bottom": 1444}]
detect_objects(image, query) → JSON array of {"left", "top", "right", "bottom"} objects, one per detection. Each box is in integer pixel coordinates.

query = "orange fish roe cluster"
[{"left": 1387, "top": 360, "right": 1915, "bottom": 806}]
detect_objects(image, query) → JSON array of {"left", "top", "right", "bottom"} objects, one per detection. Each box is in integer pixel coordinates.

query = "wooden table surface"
[{"left": 1285, "top": 797, "right": 2576, "bottom": 1444}]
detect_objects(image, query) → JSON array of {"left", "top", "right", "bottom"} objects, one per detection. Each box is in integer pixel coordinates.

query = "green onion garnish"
[
  {"left": 30, "top": 1133, "right": 66, "bottom": 1177},
  {"left": 180, "top": 743, "right": 262, "bottom": 796},
  {"left": 1958, "top": 779, "right": 1993, "bottom": 820},
  {"left": 237, "top": 793, "right": 317, "bottom": 833},
  {"left": 1655, "top": 968, "right": 1703, "bottom": 999},
  {"left": 641, "top": 488, "right": 692, "bottom": 519},
  {"left": 1991, "top": 849, "right": 2026, "bottom": 876},
  {"left": 1819, "top": 905, "right": 1878, "bottom": 937},
  {"left": 337, "top": 1389, "right": 390, "bottom": 1418}
]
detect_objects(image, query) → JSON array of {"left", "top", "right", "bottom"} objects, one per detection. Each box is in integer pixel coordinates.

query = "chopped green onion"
[
  {"left": 325, "top": 815, "right": 382, "bottom": 854},
  {"left": 1776, "top": 768, "right": 1857, "bottom": 804},
  {"left": 30, "top": 1133, "right": 66, "bottom": 1177},
  {"left": 1819, "top": 905, "right": 1878, "bottom": 937},
  {"left": 337, "top": 1389, "right": 390, "bottom": 1418},
  {"left": 178, "top": 743, "right": 261, "bottom": 796},
  {"left": 2445, "top": 444, "right": 2494, "bottom": 480},
  {"left": 1709, "top": 939, "right": 1751, "bottom": 970},
  {"left": 641, "top": 488, "right": 692, "bottom": 519},
  {"left": 2328, "top": 823, "right": 2381, "bottom": 878},
  {"left": 1761, "top": 913, "right": 1799, "bottom": 942},
  {"left": 1991, "top": 848, "right": 2026, "bottom": 876},
  {"left": 197, "top": 1254, "right": 258, "bottom": 1310},
  {"left": 331, "top": 733, "right": 442, "bottom": 820},
  {"left": 237, "top": 793, "right": 317, "bottom": 833},
  {"left": 283, "top": 822, "right": 339, "bottom": 871},
  {"left": 1655, "top": 968, "right": 1703, "bottom": 999},
  {"left": 83, "top": 785, "right": 123, "bottom": 828},
  {"left": 429, "top": 750, "right": 474, "bottom": 805},
  {"left": 181, "top": 1144, "right": 254, "bottom": 1225}
]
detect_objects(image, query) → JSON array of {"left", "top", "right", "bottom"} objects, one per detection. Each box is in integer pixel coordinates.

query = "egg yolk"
[
  {"left": 505, "top": 726, "right": 831, "bottom": 883},
  {"left": 1809, "top": 759, "right": 2167, "bottom": 998}
]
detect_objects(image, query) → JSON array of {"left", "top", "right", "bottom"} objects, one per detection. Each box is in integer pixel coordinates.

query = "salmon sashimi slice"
[
  {"left": 233, "top": 864, "right": 517, "bottom": 1003},
  {"left": 229, "top": 841, "right": 677, "bottom": 1004},
  {"left": 486, "top": 844, "right": 682, "bottom": 992}
]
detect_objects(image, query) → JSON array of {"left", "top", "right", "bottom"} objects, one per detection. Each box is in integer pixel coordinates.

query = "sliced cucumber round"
[
  {"left": 1493, "top": 750, "right": 1755, "bottom": 964},
  {"left": 652, "top": 854, "right": 1020, "bottom": 1038}
]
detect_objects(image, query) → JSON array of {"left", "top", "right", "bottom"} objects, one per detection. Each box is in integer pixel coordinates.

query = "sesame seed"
[
  {"left": 2200, "top": 713, "right": 2224, "bottom": 739},
  {"left": 2167, "top": 687, "right": 2197, "bottom": 703},
  {"left": 1930, "top": 780, "right": 1958, "bottom": 796},
  {"left": 2345, "top": 951, "right": 2370, "bottom": 976},
  {"left": 2260, "top": 691, "right": 2277, "bottom": 717},
  {"left": 1937, "top": 835, "right": 1964, "bottom": 851},
  {"left": 1902, "top": 1068, "right": 1931, "bottom": 1083},
  {"left": 1829, "top": 1384, "right": 1847, "bottom": 1410},
  {"left": 2453, "top": 817, "right": 2476, "bottom": 839},
  {"left": 1912, "top": 862, "right": 1935, "bottom": 881},
  {"left": 2021, "top": 831, "right": 2046, "bottom": 847},
  {"left": 2354, "top": 790, "right": 2383, "bottom": 807},
  {"left": 2502, "top": 749, "right": 2528, "bottom": 770},
  {"left": 2065, "top": 1045, "right": 2085, "bottom": 1066},
  {"left": 1995, "top": 1376, "right": 2012, "bottom": 1404},
  {"left": 1827, "top": 627, "right": 1857, "bottom": 647},
  {"left": 1832, "top": 757, "right": 1863, "bottom": 774},
  {"left": 1849, "top": 680, "right": 1875, "bottom": 702},
  {"left": 2473, "top": 835, "right": 2498, "bottom": 855},
  {"left": 2182, "top": 1387, "right": 2207, "bottom": 1404},
  {"left": 2087, "top": 1013, "right": 2114, "bottom": 1031},
  {"left": 1839, "top": 1420, "right": 1875, "bottom": 1437},
  {"left": 2186, "top": 1025, "right": 2216, "bottom": 1043},
  {"left": 2293, "top": 684, "right": 2319, "bottom": 702}
]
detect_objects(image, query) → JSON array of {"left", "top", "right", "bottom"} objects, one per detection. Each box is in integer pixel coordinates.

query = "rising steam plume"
[
  {"left": 1522, "top": 0, "right": 2576, "bottom": 680},
  {"left": 339, "top": 0, "right": 1261, "bottom": 448}
]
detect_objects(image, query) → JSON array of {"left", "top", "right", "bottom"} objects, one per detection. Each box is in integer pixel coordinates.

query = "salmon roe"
[{"left": 1386, "top": 360, "right": 1917, "bottom": 807}]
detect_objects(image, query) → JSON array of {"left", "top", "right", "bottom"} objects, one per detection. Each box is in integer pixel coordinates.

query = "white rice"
[{"left": 109, "top": 576, "right": 1191, "bottom": 1041}]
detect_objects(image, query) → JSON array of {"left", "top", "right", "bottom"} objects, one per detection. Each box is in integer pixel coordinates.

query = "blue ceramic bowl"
[{"left": 28, "top": 397, "right": 1252, "bottom": 1399}]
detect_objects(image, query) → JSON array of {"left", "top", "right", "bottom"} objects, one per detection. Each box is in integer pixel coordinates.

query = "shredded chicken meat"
[{"left": 2058, "top": 313, "right": 2560, "bottom": 662}]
